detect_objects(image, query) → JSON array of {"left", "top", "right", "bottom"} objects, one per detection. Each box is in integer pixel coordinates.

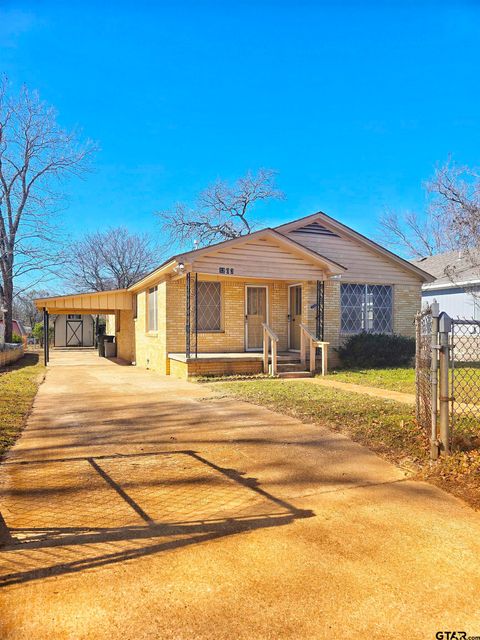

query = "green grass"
[
  {"left": 329, "top": 365, "right": 480, "bottom": 405},
  {"left": 329, "top": 367, "right": 416, "bottom": 394},
  {"left": 213, "top": 378, "right": 480, "bottom": 509},
  {"left": 0, "top": 353, "right": 44, "bottom": 458}
]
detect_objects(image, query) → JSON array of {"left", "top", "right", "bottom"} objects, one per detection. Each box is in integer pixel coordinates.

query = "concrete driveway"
[{"left": 1, "top": 350, "right": 480, "bottom": 640}]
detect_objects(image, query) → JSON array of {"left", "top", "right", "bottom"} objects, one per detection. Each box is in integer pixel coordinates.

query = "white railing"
[
  {"left": 262, "top": 323, "right": 279, "bottom": 375},
  {"left": 299, "top": 324, "right": 329, "bottom": 376}
]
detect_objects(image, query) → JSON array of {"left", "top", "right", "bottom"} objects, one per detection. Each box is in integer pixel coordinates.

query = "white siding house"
[{"left": 412, "top": 251, "right": 480, "bottom": 319}]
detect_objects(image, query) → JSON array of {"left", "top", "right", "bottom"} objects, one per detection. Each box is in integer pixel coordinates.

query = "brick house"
[{"left": 35, "top": 211, "right": 433, "bottom": 377}]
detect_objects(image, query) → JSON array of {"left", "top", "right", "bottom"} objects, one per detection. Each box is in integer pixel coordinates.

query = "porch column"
[
  {"left": 194, "top": 272, "right": 198, "bottom": 358},
  {"left": 43, "top": 307, "right": 49, "bottom": 366},
  {"left": 185, "top": 273, "right": 191, "bottom": 358}
]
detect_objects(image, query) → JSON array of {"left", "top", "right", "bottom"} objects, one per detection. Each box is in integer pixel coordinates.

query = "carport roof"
[{"left": 34, "top": 289, "right": 132, "bottom": 314}]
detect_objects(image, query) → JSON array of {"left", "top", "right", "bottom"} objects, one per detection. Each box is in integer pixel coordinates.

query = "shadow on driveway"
[{"left": 0, "top": 450, "right": 314, "bottom": 587}]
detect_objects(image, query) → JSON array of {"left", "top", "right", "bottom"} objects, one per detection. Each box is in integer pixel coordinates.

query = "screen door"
[{"left": 245, "top": 286, "right": 267, "bottom": 351}]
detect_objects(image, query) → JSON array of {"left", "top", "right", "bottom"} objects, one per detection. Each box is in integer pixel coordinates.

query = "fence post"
[
  {"left": 415, "top": 312, "right": 421, "bottom": 423},
  {"left": 430, "top": 302, "right": 440, "bottom": 460},
  {"left": 438, "top": 312, "right": 452, "bottom": 455}
]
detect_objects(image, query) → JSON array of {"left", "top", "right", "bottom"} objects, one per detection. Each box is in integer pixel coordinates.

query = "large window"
[
  {"left": 341, "top": 284, "right": 393, "bottom": 334},
  {"left": 197, "top": 282, "right": 221, "bottom": 331},
  {"left": 147, "top": 286, "right": 158, "bottom": 332}
]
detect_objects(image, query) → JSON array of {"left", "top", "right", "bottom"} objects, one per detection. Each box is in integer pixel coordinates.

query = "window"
[
  {"left": 147, "top": 286, "right": 158, "bottom": 332},
  {"left": 197, "top": 282, "right": 221, "bottom": 331},
  {"left": 67, "top": 314, "right": 82, "bottom": 320},
  {"left": 341, "top": 284, "right": 392, "bottom": 334}
]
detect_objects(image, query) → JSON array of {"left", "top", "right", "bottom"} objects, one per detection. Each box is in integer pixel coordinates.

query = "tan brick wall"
[
  {"left": 169, "top": 357, "right": 263, "bottom": 379},
  {"left": 130, "top": 276, "right": 422, "bottom": 375},
  {"left": 323, "top": 280, "right": 341, "bottom": 367},
  {"left": 134, "top": 283, "right": 169, "bottom": 374},
  {"left": 166, "top": 278, "right": 292, "bottom": 355},
  {"left": 0, "top": 345, "right": 24, "bottom": 368},
  {"left": 393, "top": 284, "right": 422, "bottom": 337},
  {"left": 115, "top": 310, "right": 135, "bottom": 362}
]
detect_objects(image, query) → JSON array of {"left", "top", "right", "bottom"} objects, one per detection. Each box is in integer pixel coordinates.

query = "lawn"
[
  {"left": 329, "top": 365, "right": 480, "bottom": 405},
  {"left": 0, "top": 353, "right": 44, "bottom": 458},
  {"left": 213, "top": 378, "right": 480, "bottom": 510},
  {"left": 329, "top": 367, "right": 415, "bottom": 394}
]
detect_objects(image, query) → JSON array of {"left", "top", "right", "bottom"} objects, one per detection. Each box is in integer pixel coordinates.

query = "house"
[
  {"left": 0, "top": 319, "right": 28, "bottom": 342},
  {"left": 412, "top": 250, "right": 480, "bottom": 319},
  {"left": 53, "top": 314, "right": 95, "bottom": 347},
  {"left": 34, "top": 211, "right": 433, "bottom": 377}
]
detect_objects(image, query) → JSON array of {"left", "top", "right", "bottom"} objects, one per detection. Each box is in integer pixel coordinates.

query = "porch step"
[
  {"left": 276, "top": 362, "right": 306, "bottom": 372},
  {"left": 277, "top": 370, "right": 313, "bottom": 379}
]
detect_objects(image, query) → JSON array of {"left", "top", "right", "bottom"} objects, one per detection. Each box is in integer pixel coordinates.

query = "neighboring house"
[
  {"left": 35, "top": 211, "right": 433, "bottom": 377},
  {"left": 0, "top": 319, "right": 28, "bottom": 340},
  {"left": 53, "top": 314, "right": 95, "bottom": 347},
  {"left": 412, "top": 250, "right": 480, "bottom": 319}
]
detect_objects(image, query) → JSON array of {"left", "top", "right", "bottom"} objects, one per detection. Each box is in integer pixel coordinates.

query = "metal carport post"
[{"left": 43, "top": 307, "right": 49, "bottom": 366}]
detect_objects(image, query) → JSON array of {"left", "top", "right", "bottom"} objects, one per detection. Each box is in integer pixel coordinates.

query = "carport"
[{"left": 34, "top": 290, "right": 133, "bottom": 365}]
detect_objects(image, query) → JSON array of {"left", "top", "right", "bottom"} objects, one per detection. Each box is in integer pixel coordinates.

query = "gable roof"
[
  {"left": 411, "top": 249, "right": 480, "bottom": 290},
  {"left": 129, "top": 210, "right": 434, "bottom": 291},
  {"left": 276, "top": 211, "right": 434, "bottom": 283},
  {"left": 129, "top": 226, "right": 347, "bottom": 290}
]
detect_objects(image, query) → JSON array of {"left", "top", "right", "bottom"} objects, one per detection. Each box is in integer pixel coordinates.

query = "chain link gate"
[
  {"left": 415, "top": 305, "right": 433, "bottom": 434},
  {"left": 450, "top": 318, "right": 480, "bottom": 435},
  {"left": 416, "top": 306, "right": 480, "bottom": 459}
]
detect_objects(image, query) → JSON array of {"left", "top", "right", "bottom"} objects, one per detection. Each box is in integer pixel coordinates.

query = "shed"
[{"left": 54, "top": 314, "right": 95, "bottom": 347}]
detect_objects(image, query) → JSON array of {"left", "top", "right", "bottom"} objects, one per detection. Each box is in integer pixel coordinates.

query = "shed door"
[
  {"left": 66, "top": 319, "right": 83, "bottom": 346},
  {"left": 245, "top": 286, "right": 267, "bottom": 351}
]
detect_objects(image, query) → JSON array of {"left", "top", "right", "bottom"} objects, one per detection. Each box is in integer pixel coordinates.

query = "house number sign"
[{"left": 219, "top": 267, "right": 235, "bottom": 275}]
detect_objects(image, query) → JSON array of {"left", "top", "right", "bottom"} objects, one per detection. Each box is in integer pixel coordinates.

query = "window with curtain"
[
  {"left": 197, "top": 282, "right": 221, "bottom": 331},
  {"left": 341, "top": 284, "right": 392, "bottom": 334},
  {"left": 147, "top": 286, "right": 158, "bottom": 332}
]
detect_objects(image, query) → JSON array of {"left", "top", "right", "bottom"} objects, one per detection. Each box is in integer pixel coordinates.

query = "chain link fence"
[
  {"left": 415, "top": 307, "right": 480, "bottom": 458},
  {"left": 415, "top": 305, "right": 433, "bottom": 434},
  {"left": 450, "top": 319, "right": 480, "bottom": 435}
]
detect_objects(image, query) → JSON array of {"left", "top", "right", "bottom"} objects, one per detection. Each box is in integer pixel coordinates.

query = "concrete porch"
[{"left": 167, "top": 351, "right": 314, "bottom": 379}]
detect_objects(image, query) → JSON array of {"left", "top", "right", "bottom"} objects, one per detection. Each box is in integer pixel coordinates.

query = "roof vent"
[{"left": 290, "top": 221, "right": 340, "bottom": 238}]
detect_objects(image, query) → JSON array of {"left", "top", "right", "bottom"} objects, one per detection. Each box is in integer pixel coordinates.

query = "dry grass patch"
[{"left": 0, "top": 353, "right": 44, "bottom": 459}]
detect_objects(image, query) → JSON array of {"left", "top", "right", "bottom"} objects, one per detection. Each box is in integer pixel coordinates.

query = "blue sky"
[{"left": 1, "top": 0, "right": 479, "bottom": 262}]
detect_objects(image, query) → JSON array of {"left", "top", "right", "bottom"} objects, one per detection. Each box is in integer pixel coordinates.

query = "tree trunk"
[{"left": 3, "top": 279, "right": 13, "bottom": 343}]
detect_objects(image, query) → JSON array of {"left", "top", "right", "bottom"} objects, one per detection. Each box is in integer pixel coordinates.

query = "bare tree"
[
  {"left": 378, "top": 208, "right": 452, "bottom": 259},
  {"left": 66, "top": 227, "right": 160, "bottom": 292},
  {"left": 427, "top": 161, "right": 480, "bottom": 250},
  {"left": 157, "top": 169, "right": 285, "bottom": 248},
  {"left": 13, "top": 288, "right": 51, "bottom": 329},
  {"left": 0, "top": 77, "right": 95, "bottom": 341},
  {"left": 378, "top": 160, "right": 480, "bottom": 259}
]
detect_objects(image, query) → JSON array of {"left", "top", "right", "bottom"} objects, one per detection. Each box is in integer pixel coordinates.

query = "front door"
[
  {"left": 245, "top": 286, "right": 267, "bottom": 351},
  {"left": 289, "top": 285, "right": 302, "bottom": 350}
]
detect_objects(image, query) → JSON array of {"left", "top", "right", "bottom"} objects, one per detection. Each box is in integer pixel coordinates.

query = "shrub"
[
  {"left": 32, "top": 322, "right": 54, "bottom": 346},
  {"left": 336, "top": 332, "right": 415, "bottom": 368},
  {"left": 11, "top": 333, "right": 23, "bottom": 344}
]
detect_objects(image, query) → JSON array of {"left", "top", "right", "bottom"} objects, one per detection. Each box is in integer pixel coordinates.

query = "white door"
[{"left": 288, "top": 285, "right": 302, "bottom": 350}]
